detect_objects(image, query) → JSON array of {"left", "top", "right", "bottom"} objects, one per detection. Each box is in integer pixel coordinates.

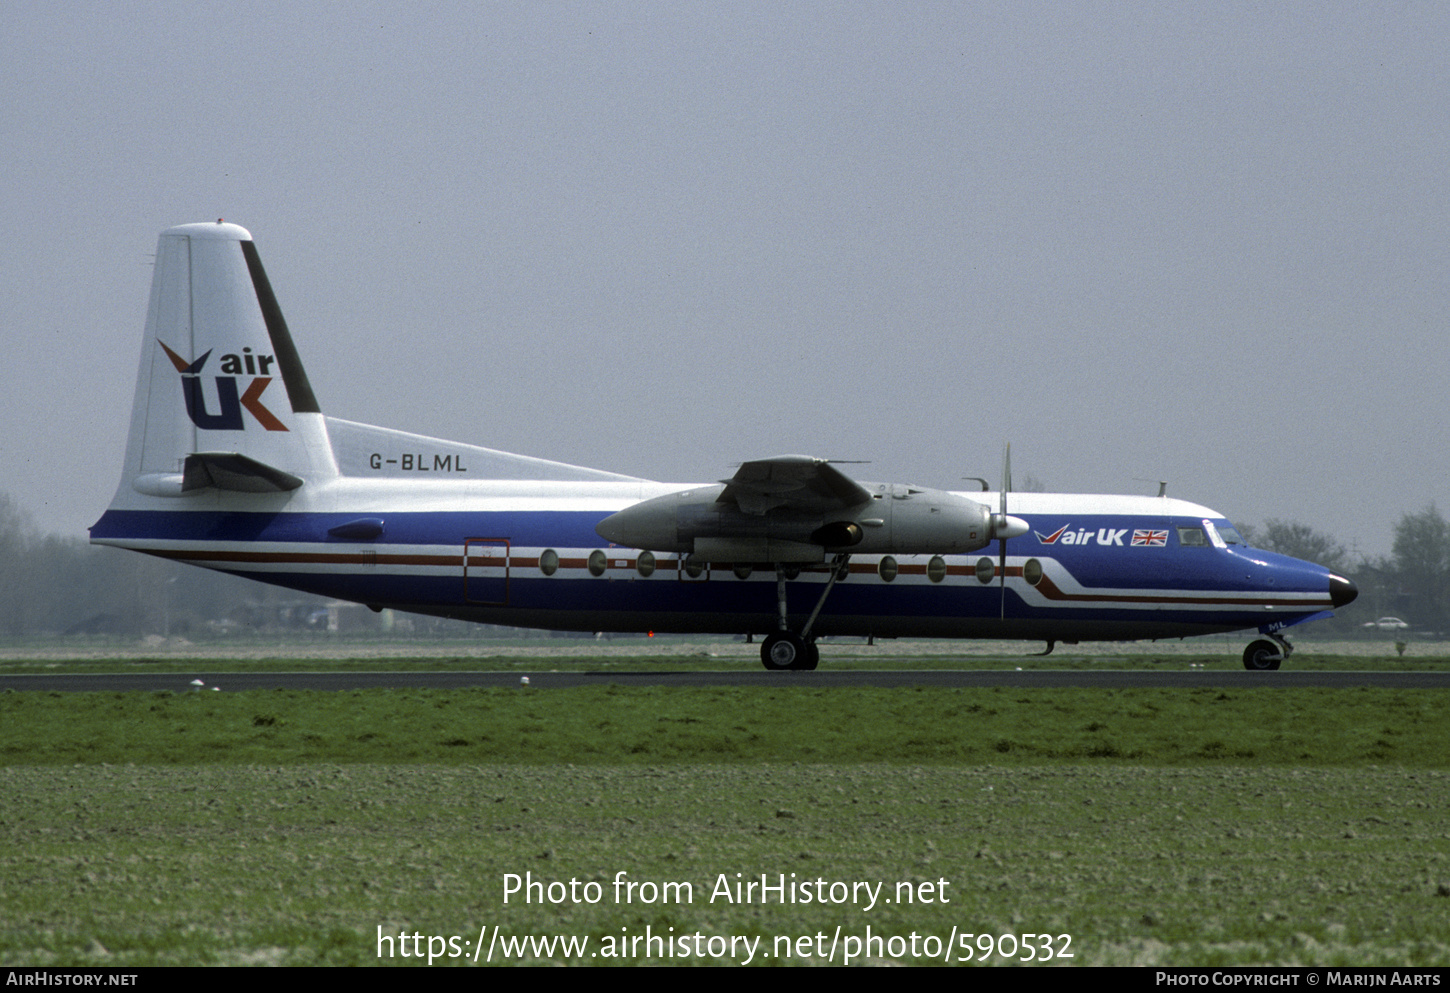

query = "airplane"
[{"left": 90, "top": 221, "right": 1359, "bottom": 671}]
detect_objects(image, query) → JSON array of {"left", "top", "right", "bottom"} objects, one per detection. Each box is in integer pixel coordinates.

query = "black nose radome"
[{"left": 1329, "top": 575, "right": 1358, "bottom": 609}]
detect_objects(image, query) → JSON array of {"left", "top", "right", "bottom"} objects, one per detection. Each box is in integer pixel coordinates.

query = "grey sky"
[{"left": 4, "top": 2, "right": 1446, "bottom": 559}]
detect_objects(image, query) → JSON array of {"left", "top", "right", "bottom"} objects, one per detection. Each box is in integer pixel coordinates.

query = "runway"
[{"left": 3, "top": 669, "right": 1449, "bottom": 692}]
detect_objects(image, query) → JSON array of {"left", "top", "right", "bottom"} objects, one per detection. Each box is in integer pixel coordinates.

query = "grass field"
[{"left": 2, "top": 641, "right": 1448, "bottom": 967}]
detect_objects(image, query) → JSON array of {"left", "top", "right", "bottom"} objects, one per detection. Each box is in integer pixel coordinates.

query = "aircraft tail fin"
[
  {"left": 115, "top": 221, "right": 337, "bottom": 501},
  {"left": 104, "top": 221, "right": 642, "bottom": 517}
]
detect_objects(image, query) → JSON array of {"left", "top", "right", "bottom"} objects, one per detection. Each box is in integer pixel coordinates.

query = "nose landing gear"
[{"left": 1243, "top": 635, "right": 1292, "bottom": 671}]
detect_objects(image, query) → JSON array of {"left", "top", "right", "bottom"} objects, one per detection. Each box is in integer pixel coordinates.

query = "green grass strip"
[
  {"left": 4, "top": 763, "right": 1449, "bottom": 966},
  {"left": 3, "top": 685, "right": 1448, "bottom": 766}
]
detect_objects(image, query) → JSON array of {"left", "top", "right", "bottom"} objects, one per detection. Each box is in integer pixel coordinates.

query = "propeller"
[
  {"left": 990, "top": 443, "right": 1030, "bottom": 619},
  {"left": 998, "top": 444, "right": 1010, "bottom": 618}
]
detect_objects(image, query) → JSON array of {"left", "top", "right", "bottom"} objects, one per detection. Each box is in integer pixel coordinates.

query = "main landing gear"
[
  {"left": 1242, "top": 634, "right": 1293, "bottom": 671},
  {"left": 760, "top": 631, "right": 820, "bottom": 671},
  {"left": 759, "top": 554, "right": 850, "bottom": 671}
]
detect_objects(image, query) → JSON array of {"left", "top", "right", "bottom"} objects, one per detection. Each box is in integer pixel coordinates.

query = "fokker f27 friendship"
[{"left": 91, "top": 222, "right": 1358, "bottom": 670}]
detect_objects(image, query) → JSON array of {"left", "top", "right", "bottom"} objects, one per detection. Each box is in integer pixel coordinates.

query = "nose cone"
[{"left": 1329, "top": 574, "right": 1358, "bottom": 609}]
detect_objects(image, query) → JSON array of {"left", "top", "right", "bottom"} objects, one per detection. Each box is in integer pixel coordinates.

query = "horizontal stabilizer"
[{"left": 182, "top": 452, "right": 303, "bottom": 493}]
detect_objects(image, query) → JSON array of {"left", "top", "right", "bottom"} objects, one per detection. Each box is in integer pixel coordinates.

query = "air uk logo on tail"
[{"left": 158, "top": 340, "right": 288, "bottom": 431}]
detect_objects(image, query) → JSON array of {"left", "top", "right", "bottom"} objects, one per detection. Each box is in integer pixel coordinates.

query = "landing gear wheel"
[
  {"left": 801, "top": 641, "right": 820, "bottom": 671},
  {"left": 761, "top": 632, "right": 807, "bottom": 671},
  {"left": 761, "top": 632, "right": 818, "bottom": 671},
  {"left": 1243, "top": 639, "right": 1283, "bottom": 671}
]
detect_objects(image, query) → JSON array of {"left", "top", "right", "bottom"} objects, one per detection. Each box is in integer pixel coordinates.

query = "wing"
[{"left": 717, "top": 455, "right": 872, "bottom": 516}]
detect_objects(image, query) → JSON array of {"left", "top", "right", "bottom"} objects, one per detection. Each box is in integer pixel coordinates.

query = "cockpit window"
[
  {"left": 1177, "top": 526, "right": 1208, "bottom": 547},
  {"left": 1216, "top": 523, "right": 1246, "bottom": 545},
  {"left": 1202, "top": 520, "right": 1228, "bottom": 549}
]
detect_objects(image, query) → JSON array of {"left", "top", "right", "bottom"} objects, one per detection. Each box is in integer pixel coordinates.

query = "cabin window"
[
  {"left": 588, "top": 550, "right": 607, "bottom": 576},
  {"left": 636, "top": 551, "right": 656, "bottom": 577},
  {"left": 683, "top": 554, "right": 705, "bottom": 578},
  {"left": 732, "top": 563, "right": 753, "bottom": 580},
  {"left": 1177, "top": 526, "right": 1207, "bottom": 547},
  {"left": 878, "top": 556, "right": 898, "bottom": 582},
  {"left": 927, "top": 556, "right": 947, "bottom": 583},
  {"left": 1023, "top": 558, "right": 1043, "bottom": 586},
  {"left": 975, "top": 556, "right": 995, "bottom": 584},
  {"left": 539, "top": 549, "right": 559, "bottom": 576}
]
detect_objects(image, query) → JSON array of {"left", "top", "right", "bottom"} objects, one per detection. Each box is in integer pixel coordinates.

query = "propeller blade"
[
  {"left": 999, "top": 443, "right": 1010, "bottom": 619},
  {"left": 1000, "top": 443, "right": 1011, "bottom": 521}
]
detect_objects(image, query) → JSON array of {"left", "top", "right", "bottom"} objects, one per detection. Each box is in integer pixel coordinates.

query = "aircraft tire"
[
  {"left": 1242, "top": 639, "right": 1283, "bottom": 671},
  {"left": 761, "top": 632, "right": 807, "bottom": 671},
  {"left": 801, "top": 641, "right": 820, "bottom": 671}
]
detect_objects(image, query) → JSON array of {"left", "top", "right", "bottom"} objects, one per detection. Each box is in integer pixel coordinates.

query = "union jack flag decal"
[{"left": 1132, "top": 529, "right": 1168, "bottom": 546}]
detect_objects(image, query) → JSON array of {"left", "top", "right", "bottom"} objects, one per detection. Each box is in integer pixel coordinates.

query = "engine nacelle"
[{"left": 595, "top": 481, "right": 1018, "bottom": 561}]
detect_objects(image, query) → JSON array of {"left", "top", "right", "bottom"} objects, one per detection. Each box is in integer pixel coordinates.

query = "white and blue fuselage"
[{"left": 92, "top": 479, "right": 1346, "bottom": 641}]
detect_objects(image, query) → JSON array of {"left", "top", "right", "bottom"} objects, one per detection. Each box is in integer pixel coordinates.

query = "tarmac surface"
[{"left": 2, "top": 637, "right": 1444, "bottom": 692}]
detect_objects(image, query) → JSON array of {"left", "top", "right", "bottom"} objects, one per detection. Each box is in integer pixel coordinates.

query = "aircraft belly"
[{"left": 189, "top": 561, "right": 1317, "bottom": 644}]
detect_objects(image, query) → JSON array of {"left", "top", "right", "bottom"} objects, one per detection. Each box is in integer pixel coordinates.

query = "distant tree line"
[{"left": 0, "top": 493, "right": 326, "bottom": 638}]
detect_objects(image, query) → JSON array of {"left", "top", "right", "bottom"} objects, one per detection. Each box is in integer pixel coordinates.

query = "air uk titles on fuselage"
[{"left": 1035, "top": 525, "right": 1130, "bottom": 546}]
